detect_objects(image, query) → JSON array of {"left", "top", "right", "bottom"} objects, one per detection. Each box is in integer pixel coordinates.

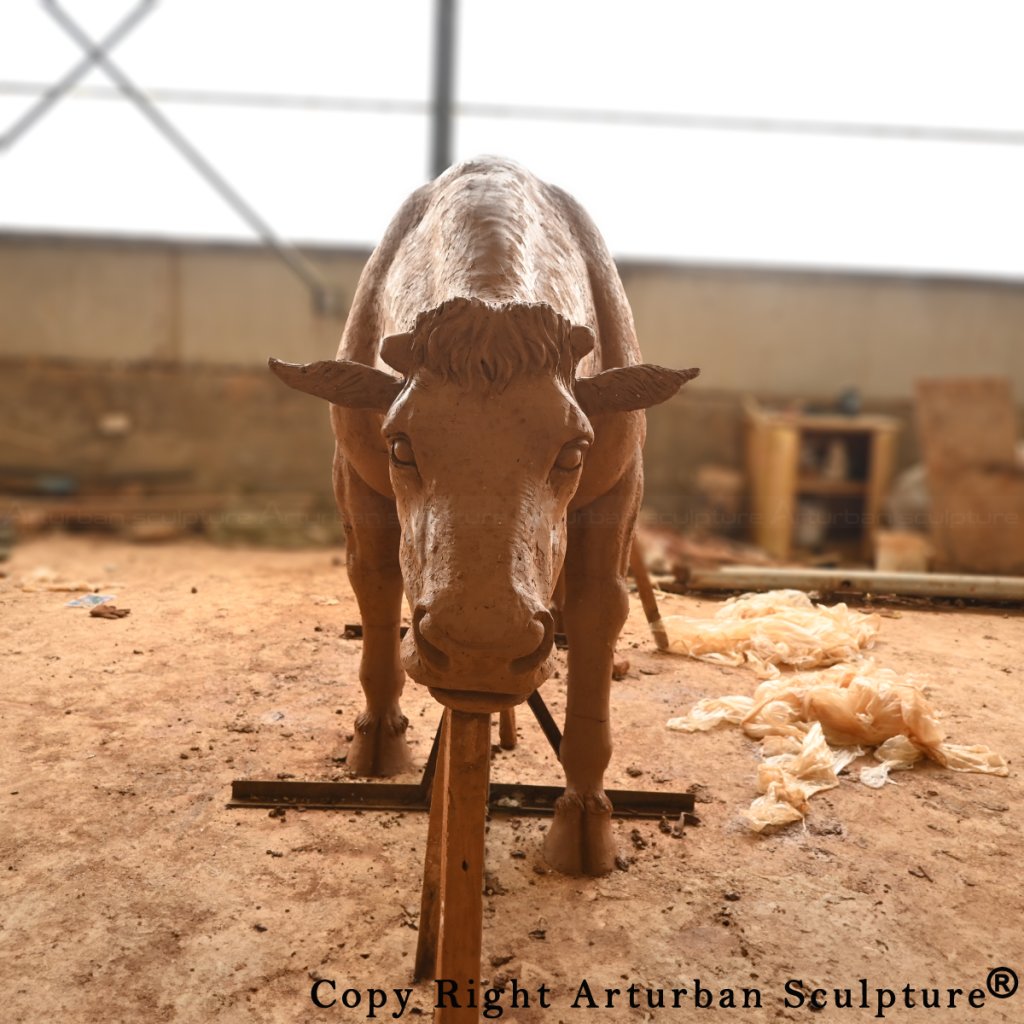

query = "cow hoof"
[
  {"left": 542, "top": 790, "right": 617, "bottom": 876},
  {"left": 345, "top": 709, "right": 412, "bottom": 776}
]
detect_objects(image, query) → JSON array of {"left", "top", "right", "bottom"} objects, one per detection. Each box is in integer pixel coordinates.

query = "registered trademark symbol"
[{"left": 987, "top": 967, "right": 1018, "bottom": 999}]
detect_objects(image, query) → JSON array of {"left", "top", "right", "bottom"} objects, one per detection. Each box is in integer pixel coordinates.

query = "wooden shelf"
[{"left": 745, "top": 404, "right": 900, "bottom": 562}]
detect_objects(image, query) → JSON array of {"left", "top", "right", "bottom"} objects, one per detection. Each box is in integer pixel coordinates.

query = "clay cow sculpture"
[{"left": 270, "top": 157, "right": 697, "bottom": 875}]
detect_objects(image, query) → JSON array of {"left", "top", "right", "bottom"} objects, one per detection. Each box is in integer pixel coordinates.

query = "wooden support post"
[
  {"left": 629, "top": 535, "right": 669, "bottom": 651},
  {"left": 414, "top": 710, "right": 450, "bottom": 983},
  {"left": 415, "top": 708, "right": 492, "bottom": 1023}
]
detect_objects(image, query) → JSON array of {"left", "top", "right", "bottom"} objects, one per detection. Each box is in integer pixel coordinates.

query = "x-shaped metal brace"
[{"left": 2, "top": 0, "right": 341, "bottom": 315}]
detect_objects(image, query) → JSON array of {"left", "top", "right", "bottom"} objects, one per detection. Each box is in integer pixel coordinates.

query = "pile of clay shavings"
[
  {"left": 657, "top": 589, "right": 880, "bottom": 678},
  {"left": 662, "top": 591, "right": 1008, "bottom": 832}
]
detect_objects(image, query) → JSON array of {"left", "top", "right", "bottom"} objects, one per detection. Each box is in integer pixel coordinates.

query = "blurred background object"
[{"left": 914, "top": 377, "right": 1024, "bottom": 574}]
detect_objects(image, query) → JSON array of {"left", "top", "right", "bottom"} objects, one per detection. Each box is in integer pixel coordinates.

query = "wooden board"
[
  {"left": 916, "top": 378, "right": 1018, "bottom": 475},
  {"left": 414, "top": 710, "right": 492, "bottom": 1023},
  {"left": 915, "top": 377, "right": 1024, "bottom": 574}
]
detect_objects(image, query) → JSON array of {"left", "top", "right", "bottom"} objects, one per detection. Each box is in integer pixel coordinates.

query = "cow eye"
[
  {"left": 390, "top": 437, "right": 416, "bottom": 467},
  {"left": 554, "top": 441, "right": 588, "bottom": 472}
]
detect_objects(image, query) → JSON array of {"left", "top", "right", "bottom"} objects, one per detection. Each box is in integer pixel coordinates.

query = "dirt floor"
[{"left": 2, "top": 534, "right": 1022, "bottom": 1024}]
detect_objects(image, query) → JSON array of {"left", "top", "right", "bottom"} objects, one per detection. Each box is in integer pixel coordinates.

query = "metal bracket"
[
  {"left": 229, "top": 689, "right": 696, "bottom": 821},
  {"left": 18, "top": 1, "right": 342, "bottom": 316},
  {"left": 0, "top": 0, "right": 155, "bottom": 151}
]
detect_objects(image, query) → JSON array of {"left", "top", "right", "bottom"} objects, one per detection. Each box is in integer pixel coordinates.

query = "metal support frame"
[
  {"left": 4, "top": 1, "right": 341, "bottom": 316},
  {"left": 231, "top": 547, "right": 694, "bottom": 1023},
  {"left": 229, "top": 688, "right": 695, "bottom": 821},
  {"left": 430, "top": 0, "right": 456, "bottom": 178},
  {"left": 0, "top": 0, "right": 155, "bottom": 151},
  {"left": 233, "top": 547, "right": 692, "bottom": 818}
]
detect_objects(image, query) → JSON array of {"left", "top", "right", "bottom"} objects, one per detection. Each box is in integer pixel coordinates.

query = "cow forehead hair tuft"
[{"left": 406, "top": 296, "right": 576, "bottom": 391}]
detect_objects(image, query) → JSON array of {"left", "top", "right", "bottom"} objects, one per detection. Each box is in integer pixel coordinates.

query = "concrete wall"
[
  {"left": 621, "top": 263, "right": 1024, "bottom": 400},
  {"left": 2, "top": 233, "right": 1022, "bottom": 517},
  {"left": 2, "top": 358, "right": 336, "bottom": 501},
  {"left": 3, "top": 234, "right": 1023, "bottom": 396},
  {"left": 0, "top": 233, "right": 366, "bottom": 365},
  {"left": 618, "top": 262, "right": 1023, "bottom": 514}
]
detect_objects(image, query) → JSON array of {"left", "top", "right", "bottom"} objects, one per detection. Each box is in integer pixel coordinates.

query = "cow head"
[{"left": 270, "top": 298, "right": 697, "bottom": 708}]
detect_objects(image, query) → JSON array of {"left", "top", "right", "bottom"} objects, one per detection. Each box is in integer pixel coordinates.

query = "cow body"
[{"left": 271, "top": 157, "right": 696, "bottom": 874}]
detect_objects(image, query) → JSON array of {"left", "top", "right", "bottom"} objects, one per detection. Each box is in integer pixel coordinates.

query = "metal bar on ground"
[
  {"left": 228, "top": 779, "right": 693, "bottom": 819},
  {"left": 229, "top": 691, "right": 692, "bottom": 819}
]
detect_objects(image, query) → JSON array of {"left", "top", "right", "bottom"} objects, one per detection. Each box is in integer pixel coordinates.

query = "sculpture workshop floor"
[{"left": 2, "top": 534, "right": 1021, "bottom": 1024}]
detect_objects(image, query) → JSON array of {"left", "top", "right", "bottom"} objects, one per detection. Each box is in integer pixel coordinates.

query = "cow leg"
[
  {"left": 542, "top": 464, "right": 640, "bottom": 876},
  {"left": 336, "top": 455, "right": 412, "bottom": 776},
  {"left": 498, "top": 707, "right": 517, "bottom": 750}
]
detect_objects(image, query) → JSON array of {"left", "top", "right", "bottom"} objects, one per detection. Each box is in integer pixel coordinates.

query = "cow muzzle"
[{"left": 403, "top": 604, "right": 556, "bottom": 708}]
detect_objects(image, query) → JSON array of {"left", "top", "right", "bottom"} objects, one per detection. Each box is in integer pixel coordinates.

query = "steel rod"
[
  {"left": 228, "top": 778, "right": 694, "bottom": 819},
  {"left": 41, "top": 0, "right": 339, "bottom": 314},
  {"left": 526, "top": 690, "right": 563, "bottom": 758},
  {"left": 0, "top": 0, "right": 154, "bottom": 151},
  {"left": 8, "top": 79, "right": 1024, "bottom": 149},
  {"left": 430, "top": 0, "right": 456, "bottom": 177}
]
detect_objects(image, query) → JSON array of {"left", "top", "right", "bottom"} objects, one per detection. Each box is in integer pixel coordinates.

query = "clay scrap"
[
  {"left": 658, "top": 589, "right": 879, "bottom": 678},
  {"left": 90, "top": 604, "right": 130, "bottom": 619},
  {"left": 20, "top": 566, "right": 122, "bottom": 593},
  {"left": 666, "top": 592, "right": 1007, "bottom": 831}
]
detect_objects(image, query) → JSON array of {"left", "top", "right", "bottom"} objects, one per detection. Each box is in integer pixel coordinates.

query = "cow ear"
[
  {"left": 569, "top": 325, "right": 595, "bottom": 363},
  {"left": 268, "top": 358, "right": 403, "bottom": 410},
  {"left": 380, "top": 332, "right": 414, "bottom": 375},
  {"left": 575, "top": 364, "right": 700, "bottom": 415}
]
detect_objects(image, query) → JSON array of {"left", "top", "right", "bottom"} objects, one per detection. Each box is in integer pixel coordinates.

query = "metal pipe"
[
  {"left": 430, "top": 0, "right": 456, "bottom": 178},
  {"left": 9, "top": 79, "right": 1024, "bottom": 150},
  {"left": 41, "top": 0, "right": 341, "bottom": 316},
  {"left": 0, "top": 81, "right": 428, "bottom": 116},
  {"left": 681, "top": 566, "right": 1024, "bottom": 602},
  {"left": 526, "top": 690, "right": 562, "bottom": 758}
]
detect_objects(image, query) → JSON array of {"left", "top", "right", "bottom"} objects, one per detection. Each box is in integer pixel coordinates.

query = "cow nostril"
[
  {"left": 510, "top": 611, "right": 554, "bottom": 675},
  {"left": 412, "top": 606, "right": 450, "bottom": 670}
]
